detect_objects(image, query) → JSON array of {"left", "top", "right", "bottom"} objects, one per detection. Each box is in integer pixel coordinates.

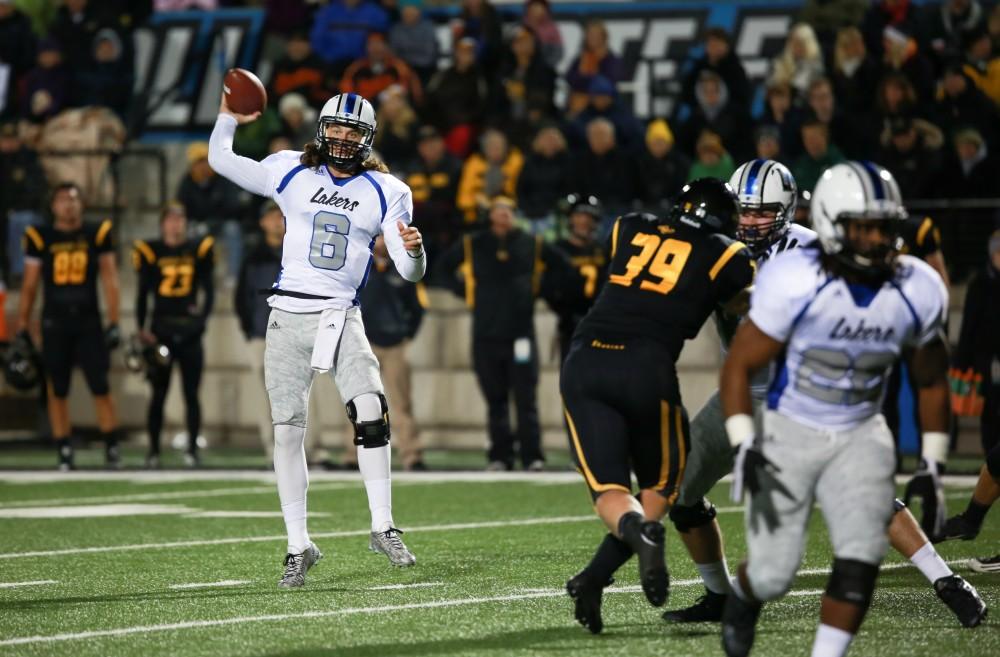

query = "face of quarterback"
[
  {"left": 324, "top": 123, "right": 364, "bottom": 161},
  {"left": 51, "top": 186, "right": 83, "bottom": 229}
]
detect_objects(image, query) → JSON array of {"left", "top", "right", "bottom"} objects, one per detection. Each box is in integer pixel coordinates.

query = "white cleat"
[
  {"left": 278, "top": 543, "right": 323, "bottom": 588},
  {"left": 370, "top": 528, "right": 416, "bottom": 567}
]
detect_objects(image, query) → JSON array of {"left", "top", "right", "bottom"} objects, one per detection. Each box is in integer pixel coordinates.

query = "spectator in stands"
[
  {"left": 424, "top": 36, "right": 488, "bottom": 157},
  {"left": 232, "top": 105, "right": 284, "bottom": 162},
  {"left": 831, "top": 26, "right": 881, "bottom": 116},
  {"left": 755, "top": 124, "right": 786, "bottom": 163},
  {"left": 343, "top": 235, "right": 427, "bottom": 471},
  {"left": 805, "top": 75, "right": 868, "bottom": 159},
  {"left": 636, "top": 119, "right": 690, "bottom": 213},
  {"left": 494, "top": 24, "right": 557, "bottom": 150},
  {"left": 570, "top": 118, "right": 636, "bottom": 220},
  {"left": 0, "top": 0, "right": 37, "bottom": 119},
  {"left": 522, "top": 0, "right": 563, "bottom": 69},
  {"left": 22, "top": 39, "right": 72, "bottom": 123},
  {"left": 457, "top": 128, "right": 524, "bottom": 224},
  {"left": 388, "top": 0, "right": 439, "bottom": 87},
  {"left": 310, "top": 0, "right": 389, "bottom": 78},
  {"left": 793, "top": 118, "right": 846, "bottom": 192},
  {"left": 267, "top": 31, "right": 328, "bottom": 109},
  {"left": 49, "top": 0, "right": 104, "bottom": 77},
  {"left": 936, "top": 63, "right": 1000, "bottom": 148},
  {"left": 962, "top": 25, "right": 1000, "bottom": 106},
  {"left": 918, "top": 0, "right": 986, "bottom": 73},
  {"left": 677, "top": 69, "right": 752, "bottom": 162},
  {"left": 0, "top": 122, "right": 46, "bottom": 280},
  {"left": 176, "top": 142, "right": 246, "bottom": 281},
  {"left": 565, "top": 19, "right": 623, "bottom": 117},
  {"left": 798, "top": 0, "right": 868, "bottom": 48},
  {"left": 877, "top": 114, "right": 944, "bottom": 199},
  {"left": 568, "top": 75, "right": 643, "bottom": 154},
  {"left": 404, "top": 125, "right": 463, "bottom": 266},
  {"left": 939, "top": 127, "right": 999, "bottom": 278},
  {"left": 263, "top": 0, "right": 312, "bottom": 38},
  {"left": 341, "top": 32, "right": 423, "bottom": 107},
  {"left": 881, "top": 25, "right": 936, "bottom": 103},
  {"left": 759, "top": 80, "right": 804, "bottom": 160},
  {"left": 679, "top": 27, "right": 752, "bottom": 114},
  {"left": 517, "top": 123, "right": 572, "bottom": 235},
  {"left": 688, "top": 129, "right": 736, "bottom": 181},
  {"left": 75, "top": 29, "right": 132, "bottom": 119},
  {"left": 372, "top": 85, "right": 419, "bottom": 169},
  {"left": 457, "top": 0, "right": 504, "bottom": 78},
  {"left": 862, "top": 0, "right": 920, "bottom": 60},
  {"left": 436, "top": 196, "right": 574, "bottom": 471},
  {"left": 875, "top": 71, "right": 920, "bottom": 132},
  {"left": 236, "top": 202, "right": 284, "bottom": 461},
  {"left": 769, "top": 23, "right": 825, "bottom": 104},
  {"left": 277, "top": 93, "right": 316, "bottom": 148}
]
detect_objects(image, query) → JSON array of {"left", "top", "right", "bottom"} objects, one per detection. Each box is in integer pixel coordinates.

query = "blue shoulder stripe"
[
  {"left": 276, "top": 164, "right": 307, "bottom": 194},
  {"left": 361, "top": 171, "right": 388, "bottom": 221}
]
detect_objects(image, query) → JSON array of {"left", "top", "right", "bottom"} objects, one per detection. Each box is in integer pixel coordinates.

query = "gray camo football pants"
[
  {"left": 745, "top": 411, "right": 896, "bottom": 601},
  {"left": 264, "top": 307, "right": 383, "bottom": 427}
]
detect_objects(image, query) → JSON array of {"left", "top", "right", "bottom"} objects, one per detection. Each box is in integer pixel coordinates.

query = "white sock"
[
  {"left": 352, "top": 393, "right": 394, "bottom": 532},
  {"left": 273, "top": 424, "right": 310, "bottom": 553},
  {"left": 697, "top": 560, "right": 732, "bottom": 595},
  {"left": 811, "top": 624, "right": 854, "bottom": 657},
  {"left": 910, "top": 542, "right": 953, "bottom": 583}
]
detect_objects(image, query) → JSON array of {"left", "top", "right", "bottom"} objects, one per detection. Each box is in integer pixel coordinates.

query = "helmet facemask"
[
  {"left": 315, "top": 116, "right": 374, "bottom": 171},
  {"left": 830, "top": 212, "right": 904, "bottom": 284},
  {"left": 736, "top": 202, "right": 791, "bottom": 256}
]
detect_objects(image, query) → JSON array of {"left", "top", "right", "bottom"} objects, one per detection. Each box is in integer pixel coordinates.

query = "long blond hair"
[{"left": 299, "top": 142, "right": 389, "bottom": 173}]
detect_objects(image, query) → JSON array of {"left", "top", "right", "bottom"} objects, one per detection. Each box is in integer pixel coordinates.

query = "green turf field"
[{"left": 0, "top": 469, "right": 996, "bottom": 657}]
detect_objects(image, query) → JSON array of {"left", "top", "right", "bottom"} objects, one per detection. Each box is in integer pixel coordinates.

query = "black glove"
[
  {"left": 903, "top": 459, "right": 946, "bottom": 538},
  {"left": 105, "top": 323, "right": 122, "bottom": 350},
  {"left": 731, "top": 439, "right": 796, "bottom": 533}
]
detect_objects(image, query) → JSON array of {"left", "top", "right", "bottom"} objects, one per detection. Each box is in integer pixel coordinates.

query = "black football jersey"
[
  {"left": 899, "top": 215, "right": 941, "bottom": 260},
  {"left": 575, "top": 213, "right": 755, "bottom": 359},
  {"left": 23, "top": 220, "right": 114, "bottom": 317},
  {"left": 133, "top": 236, "right": 214, "bottom": 322}
]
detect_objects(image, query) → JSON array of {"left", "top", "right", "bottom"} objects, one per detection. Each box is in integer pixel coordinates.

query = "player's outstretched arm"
[{"left": 207, "top": 93, "right": 275, "bottom": 197}]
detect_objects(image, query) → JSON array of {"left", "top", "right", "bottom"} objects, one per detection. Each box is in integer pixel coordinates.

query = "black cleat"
[
  {"left": 663, "top": 588, "right": 727, "bottom": 623},
  {"left": 935, "top": 575, "right": 988, "bottom": 628},
  {"left": 721, "top": 593, "right": 762, "bottom": 657},
  {"left": 566, "top": 571, "right": 611, "bottom": 634},
  {"left": 105, "top": 443, "right": 121, "bottom": 470},
  {"left": 633, "top": 521, "right": 669, "bottom": 607},
  {"left": 934, "top": 513, "right": 981, "bottom": 543},
  {"left": 58, "top": 444, "right": 76, "bottom": 472}
]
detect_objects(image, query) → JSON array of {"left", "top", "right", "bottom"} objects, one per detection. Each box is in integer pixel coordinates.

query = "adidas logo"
[{"left": 269, "top": 321, "right": 281, "bottom": 330}]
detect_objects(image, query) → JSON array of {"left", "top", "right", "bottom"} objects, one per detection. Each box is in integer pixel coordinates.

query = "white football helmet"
[
  {"left": 728, "top": 159, "right": 797, "bottom": 254},
  {"left": 316, "top": 93, "right": 377, "bottom": 170},
  {"left": 810, "top": 161, "right": 906, "bottom": 277}
]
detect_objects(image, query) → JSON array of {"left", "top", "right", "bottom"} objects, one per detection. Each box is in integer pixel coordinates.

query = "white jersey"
[
  {"left": 718, "top": 223, "right": 817, "bottom": 398},
  {"left": 748, "top": 248, "right": 947, "bottom": 431},
  {"left": 208, "top": 114, "right": 425, "bottom": 313}
]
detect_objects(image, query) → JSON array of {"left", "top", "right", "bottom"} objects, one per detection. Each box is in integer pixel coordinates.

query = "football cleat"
[
  {"left": 633, "top": 521, "right": 669, "bottom": 607},
  {"left": 934, "top": 574, "right": 988, "bottom": 628},
  {"left": 145, "top": 452, "right": 161, "bottom": 470},
  {"left": 105, "top": 443, "right": 121, "bottom": 470},
  {"left": 968, "top": 554, "right": 1000, "bottom": 573},
  {"left": 935, "top": 512, "right": 982, "bottom": 543},
  {"left": 58, "top": 444, "right": 76, "bottom": 472},
  {"left": 526, "top": 459, "right": 545, "bottom": 472},
  {"left": 663, "top": 588, "right": 727, "bottom": 623},
  {"left": 183, "top": 451, "right": 201, "bottom": 469},
  {"left": 722, "top": 593, "right": 762, "bottom": 657},
  {"left": 369, "top": 527, "right": 416, "bottom": 567},
  {"left": 566, "top": 571, "right": 612, "bottom": 634},
  {"left": 278, "top": 543, "right": 323, "bottom": 588}
]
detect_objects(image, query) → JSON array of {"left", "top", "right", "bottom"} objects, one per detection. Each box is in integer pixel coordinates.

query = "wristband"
[
  {"left": 921, "top": 431, "right": 949, "bottom": 466},
  {"left": 725, "top": 413, "right": 754, "bottom": 449}
]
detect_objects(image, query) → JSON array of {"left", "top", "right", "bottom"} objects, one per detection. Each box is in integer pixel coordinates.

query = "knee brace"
[
  {"left": 892, "top": 498, "right": 906, "bottom": 514},
  {"left": 669, "top": 498, "right": 718, "bottom": 533},
  {"left": 347, "top": 393, "right": 391, "bottom": 449},
  {"left": 825, "top": 558, "right": 879, "bottom": 611},
  {"left": 987, "top": 445, "right": 1000, "bottom": 481}
]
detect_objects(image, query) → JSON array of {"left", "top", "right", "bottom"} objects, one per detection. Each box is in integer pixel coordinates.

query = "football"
[{"left": 223, "top": 68, "right": 267, "bottom": 115}]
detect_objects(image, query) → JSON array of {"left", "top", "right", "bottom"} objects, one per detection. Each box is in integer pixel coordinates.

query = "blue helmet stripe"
[
  {"left": 345, "top": 93, "right": 357, "bottom": 115},
  {"left": 859, "top": 161, "right": 884, "bottom": 200},
  {"left": 744, "top": 158, "right": 766, "bottom": 198}
]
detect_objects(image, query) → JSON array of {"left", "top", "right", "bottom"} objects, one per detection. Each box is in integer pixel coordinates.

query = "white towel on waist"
[{"left": 310, "top": 308, "right": 347, "bottom": 373}]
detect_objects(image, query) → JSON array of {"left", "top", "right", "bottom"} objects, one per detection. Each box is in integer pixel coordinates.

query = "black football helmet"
[
  {"left": 124, "top": 334, "right": 171, "bottom": 378},
  {"left": 668, "top": 178, "right": 740, "bottom": 238},
  {"left": 3, "top": 331, "right": 42, "bottom": 391}
]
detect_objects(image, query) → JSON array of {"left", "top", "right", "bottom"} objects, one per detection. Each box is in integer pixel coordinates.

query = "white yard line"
[
  {"left": 369, "top": 582, "right": 444, "bottom": 591},
  {"left": 0, "top": 559, "right": 963, "bottom": 648},
  {"left": 0, "top": 580, "right": 57, "bottom": 589},
  {"left": 168, "top": 580, "right": 250, "bottom": 590}
]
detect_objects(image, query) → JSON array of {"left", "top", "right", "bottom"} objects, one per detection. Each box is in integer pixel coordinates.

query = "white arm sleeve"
[
  {"left": 207, "top": 114, "right": 276, "bottom": 197},
  {"left": 382, "top": 185, "right": 426, "bottom": 282}
]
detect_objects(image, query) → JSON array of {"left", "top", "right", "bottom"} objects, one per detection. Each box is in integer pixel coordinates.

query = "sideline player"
[
  {"left": 16, "top": 182, "right": 122, "bottom": 470},
  {"left": 665, "top": 160, "right": 984, "bottom": 628},
  {"left": 561, "top": 178, "right": 755, "bottom": 633},
  {"left": 719, "top": 162, "right": 986, "bottom": 657},
  {"left": 208, "top": 90, "right": 425, "bottom": 586},
  {"left": 133, "top": 202, "right": 215, "bottom": 468}
]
